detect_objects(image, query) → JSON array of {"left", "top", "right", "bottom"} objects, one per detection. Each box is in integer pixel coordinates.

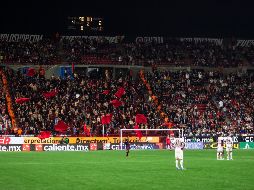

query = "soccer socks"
[
  {"left": 220, "top": 153, "right": 224, "bottom": 160},
  {"left": 126, "top": 151, "right": 129, "bottom": 157},
  {"left": 176, "top": 160, "right": 185, "bottom": 170},
  {"left": 180, "top": 160, "right": 184, "bottom": 169},
  {"left": 226, "top": 152, "right": 233, "bottom": 160},
  {"left": 176, "top": 160, "right": 179, "bottom": 169}
]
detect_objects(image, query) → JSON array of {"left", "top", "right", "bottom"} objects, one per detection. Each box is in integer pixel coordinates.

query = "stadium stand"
[
  {"left": 3, "top": 68, "right": 162, "bottom": 136},
  {"left": 0, "top": 35, "right": 253, "bottom": 137},
  {"left": 0, "top": 36, "right": 254, "bottom": 66},
  {"left": 0, "top": 67, "right": 253, "bottom": 137}
]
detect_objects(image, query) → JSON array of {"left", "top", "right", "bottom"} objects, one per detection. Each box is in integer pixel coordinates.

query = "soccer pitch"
[{"left": 0, "top": 150, "right": 253, "bottom": 190}]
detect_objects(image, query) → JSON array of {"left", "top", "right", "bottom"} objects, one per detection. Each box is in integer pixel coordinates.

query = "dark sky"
[{"left": 1, "top": 0, "right": 254, "bottom": 37}]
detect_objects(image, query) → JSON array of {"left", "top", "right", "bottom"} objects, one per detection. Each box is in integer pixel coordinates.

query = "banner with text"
[
  {"left": 61, "top": 35, "right": 124, "bottom": 43},
  {"left": 135, "top": 36, "right": 164, "bottom": 44},
  {"left": 21, "top": 137, "right": 159, "bottom": 144},
  {"left": 107, "top": 143, "right": 163, "bottom": 150},
  {"left": 0, "top": 144, "right": 23, "bottom": 152},
  {"left": 185, "top": 142, "right": 204, "bottom": 150},
  {"left": 204, "top": 142, "right": 239, "bottom": 149},
  {"left": 180, "top": 38, "right": 223, "bottom": 46},
  {"left": 184, "top": 136, "right": 254, "bottom": 143},
  {"left": 0, "top": 34, "right": 43, "bottom": 42},
  {"left": 239, "top": 142, "right": 254, "bottom": 149},
  {"left": 1, "top": 136, "right": 253, "bottom": 145},
  {"left": 43, "top": 144, "right": 90, "bottom": 151}
]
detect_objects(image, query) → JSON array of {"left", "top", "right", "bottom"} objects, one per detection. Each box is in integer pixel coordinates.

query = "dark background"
[{"left": 0, "top": 0, "right": 254, "bottom": 38}]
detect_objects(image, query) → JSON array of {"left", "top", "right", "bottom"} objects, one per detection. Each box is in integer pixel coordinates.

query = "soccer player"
[
  {"left": 166, "top": 135, "right": 172, "bottom": 150},
  {"left": 125, "top": 137, "right": 130, "bottom": 157},
  {"left": 226, "top": 137, "right": 233, "bottom": 160},
  {"left": 217, "top": 137, "right": 224, "bottom": 160},
  {"left": 174, "top": 138, "right": 185, "bottom": 170}
]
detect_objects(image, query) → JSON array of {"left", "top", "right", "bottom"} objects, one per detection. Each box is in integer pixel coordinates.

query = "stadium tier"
[
  {"left": 0, "top": 34, "right": 254, "bottom": 66},
  {"left": 0, "top": 65, "right": 253, "bottom": 138}
]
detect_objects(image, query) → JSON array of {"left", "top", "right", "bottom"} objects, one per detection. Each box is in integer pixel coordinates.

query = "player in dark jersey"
[{"left": 125, "top": 137, "right": 130, "bottom": 157}]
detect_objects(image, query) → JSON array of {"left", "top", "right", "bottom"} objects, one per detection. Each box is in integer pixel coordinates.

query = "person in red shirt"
[{"left": 166, "top": 135, "right": 172, "bottom": 150}]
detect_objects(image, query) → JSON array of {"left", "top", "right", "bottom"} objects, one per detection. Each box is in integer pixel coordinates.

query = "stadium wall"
[
  {"left": 3, "top": 64, "right": 254, "bottom": 80},
  {"left": 0, "top": 136, "right": 253, "bottom": 151}
]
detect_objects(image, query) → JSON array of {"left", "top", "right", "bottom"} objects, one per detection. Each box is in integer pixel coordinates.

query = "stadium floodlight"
[{"left": 120, "top": 128, "right": 184, "bottom": 150}]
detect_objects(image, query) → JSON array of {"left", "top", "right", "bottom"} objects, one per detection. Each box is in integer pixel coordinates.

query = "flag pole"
[
  {"left": 102, "top": 125, "right": 105, "bottom": 137},
  {"left": 120, "top": 129, "right": 123, "bottom": 150}
]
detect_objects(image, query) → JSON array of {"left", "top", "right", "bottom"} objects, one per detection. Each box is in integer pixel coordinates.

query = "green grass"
[{"left": 0, "top": 150, "right": 253, "bottom": 190}]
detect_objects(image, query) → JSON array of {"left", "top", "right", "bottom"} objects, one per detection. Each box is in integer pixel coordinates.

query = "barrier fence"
[
  {"left": 1, "top": 135, "right": 254, "bottom": 145},
  {"left": 0, "top": 136, "right": 253, "bottom": 151},
  {"left": 0, "top": 142, "right": 251, "bottom": 152},
  {"left": 0, "top": 136, "right": 160, "bottom": 145}
]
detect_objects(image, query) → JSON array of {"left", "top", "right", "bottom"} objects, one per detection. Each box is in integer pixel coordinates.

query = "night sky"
[{"left": 0, "top": 0, "right": 254, "bottom": 37}]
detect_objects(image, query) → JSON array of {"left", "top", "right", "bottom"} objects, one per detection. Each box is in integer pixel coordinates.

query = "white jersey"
[
  {"left": 217, "top": 137, "right": 224, "bottom": 152},
  {"left": 174, "top": 138, "right": 184, "bottom": 160},
  {"left": 226, "top": 137, "right": 233, "bottom": 151}
]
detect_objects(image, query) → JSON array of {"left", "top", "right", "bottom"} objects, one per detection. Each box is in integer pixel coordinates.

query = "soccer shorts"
[
  {"left": 226, "top": 147, "right": 232, "bottom": 152},
  {"left": 217, "top": 147, "right": 223, "bottom": 153},
  {"left": 175, "top": 149, "right": 183, "bottom": 160}
]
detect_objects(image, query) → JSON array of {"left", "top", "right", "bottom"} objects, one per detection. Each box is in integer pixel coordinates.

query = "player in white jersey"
[
  {"left": 174, "top": 138, "right": 185, "bottom": 170},
  {"left": 226, "top": 137, "right": 233, "bottom": 160},
  {"left": 217, "top": 137, "right": 224, "bottom": 160}
]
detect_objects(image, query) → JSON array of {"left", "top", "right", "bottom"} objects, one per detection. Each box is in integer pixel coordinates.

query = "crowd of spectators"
[
  {"left": 0, "top": 78, "right": 11, "bottom": 134},
  {"left": 145, "top": 69, "right": 254, "bottom": 136},
  {"left": 0, "top": 68, "right": 253, "bottom": 137},
  {"left": 1, "top": 37, "right": 254, "bottom": 67},
  {"left": 0, "top": 39, "right": 59, "bottom": 64},
  {"left": 61, "top": 38, "right": 254, "bottom": 67},
  {"left": 4, "top": 68, "right": 162, "bottom": 136}
]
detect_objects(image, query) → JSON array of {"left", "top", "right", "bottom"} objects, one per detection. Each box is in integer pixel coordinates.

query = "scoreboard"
[{"left": 67, "top": 16, "right": 103, "bottom": 32}]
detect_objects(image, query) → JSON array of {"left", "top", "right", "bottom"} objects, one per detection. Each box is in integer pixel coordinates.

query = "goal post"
[{"left": 120, "top": 128, "right": 184, "bottom": 150}]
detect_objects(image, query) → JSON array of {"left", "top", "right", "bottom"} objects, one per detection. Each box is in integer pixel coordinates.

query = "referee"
[{"left": 125, "top": 137, "right": 130, "bottom": 157}]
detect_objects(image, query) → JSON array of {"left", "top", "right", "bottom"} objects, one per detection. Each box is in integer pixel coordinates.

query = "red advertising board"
[
  {"left": 35, "top": 144, "right": 43, "bottom": 151},
  {"left": 0, "top": 137, "right": 11, "bottom": 144},
  {"left": 90, "top": 143, "right": 97, "bottom": 151},
  {"left": 22, "top": 144, "right": 30, "bottom": 151}
]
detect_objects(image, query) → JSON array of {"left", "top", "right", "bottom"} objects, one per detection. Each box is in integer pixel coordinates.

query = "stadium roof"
[{"left": 1, "top": 0, "right": 254, "bottom": 38}]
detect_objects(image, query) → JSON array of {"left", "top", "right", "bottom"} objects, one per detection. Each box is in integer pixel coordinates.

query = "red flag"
[
  {"left": 135, "top": 114, "right": 147, "bottom": 124},
  {"left": 114, "top": 87, "right": 125, "bottom": 98},
  {"left": 43, "top": 90, "right": 58, "bottom": 99},
  {"left": 38, "top": 131, "right": 51, "bottom": 139},
  {"left": 134, "top": 125, "right": 142, "bottom": 140},
  {"left": 102, "top": 90, "right": 110, "bottom": 95},
  {"left": 15, "top": 98, "right": 30, "bottom": 104},
  {"left": 27, "top": 68, "right": 36, "bottom": 77},
  {"left": 110, "top": 99, "right": 122, "bottom": 108},
  {"left": 54, "top": 121, "right": 68, "bottom": 132},
  {"left": 83, "top": 124, "right": 90, "bottom": 136},
  {"left": 101, "top": 114, "right": 112, "bottom": 124}
]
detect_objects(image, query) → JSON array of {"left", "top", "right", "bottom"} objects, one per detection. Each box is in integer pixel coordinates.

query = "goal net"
[{"left": 120, "top": 128, "right": 183, "bottom": 150}]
